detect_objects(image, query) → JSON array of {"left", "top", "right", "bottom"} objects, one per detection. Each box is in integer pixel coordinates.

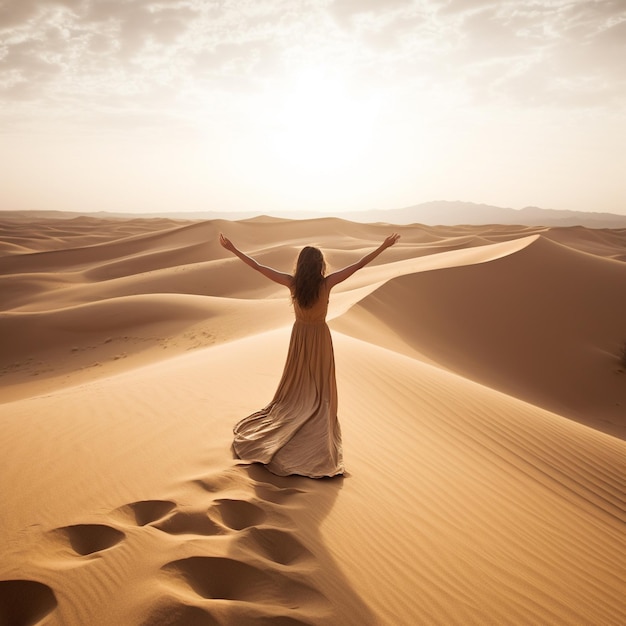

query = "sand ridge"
[{"left": 1, "top": 214, "right": 625, "bottom": 625}]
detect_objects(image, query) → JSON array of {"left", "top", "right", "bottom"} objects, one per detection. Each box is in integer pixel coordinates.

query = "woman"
[{"left": 219, "top": 232, "right": 400, "bottom": 478}]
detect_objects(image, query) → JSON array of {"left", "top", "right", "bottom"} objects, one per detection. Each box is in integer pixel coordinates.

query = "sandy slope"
[
  {"left": 1, "top": 215, "right": 625, "bottom": 625},
  {"left": 333, "top": 234, "right": 626, "bottom": 438}
]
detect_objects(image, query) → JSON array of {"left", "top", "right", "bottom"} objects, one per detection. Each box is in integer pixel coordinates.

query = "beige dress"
[{"left": 233, "top": 280, "right": 344, "bottom": 478}]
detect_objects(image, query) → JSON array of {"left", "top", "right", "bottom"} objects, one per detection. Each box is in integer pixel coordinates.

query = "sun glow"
[{"left": 268, "top": 67, "right": 379, "bottom": 176}]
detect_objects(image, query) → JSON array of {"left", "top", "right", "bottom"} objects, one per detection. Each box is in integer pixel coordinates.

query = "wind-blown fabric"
[{"left": 233, "top": 280, "right": 344, "bottom": 478}]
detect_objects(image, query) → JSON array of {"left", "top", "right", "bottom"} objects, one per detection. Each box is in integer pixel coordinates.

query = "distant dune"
[{"left": 1, "top": 215, "right": 625, "bottom": 625}]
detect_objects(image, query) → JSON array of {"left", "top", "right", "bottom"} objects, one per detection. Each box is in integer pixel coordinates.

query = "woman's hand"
[
  {"left": 382, "top": 233, "right": 400, "bottom": 249},
  {"left": 219, "top": 233, "right": 236, "bottom": 252}
]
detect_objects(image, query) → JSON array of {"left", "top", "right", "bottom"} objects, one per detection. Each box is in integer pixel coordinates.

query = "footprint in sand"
[
  {"left": 140, "top": 600, "right": 221, "bottom": 626},
  {"left": 50, "top": 501, "right": 176, "bottom": 559},
  {"left": 152, "top": 510, "right": 224, "bottom": 536},
  {"left": 135, "top": 473, "right": 325, "bottom": 624},
  {"left": 56, "top": 523, "right": 125, "bottom": 556},
  {"left": 161, "top": 556, "right": 325, "bottom": 607},
  {"left": 208, "top": 498, "right": 267, "bottom": 531},
  {"left": 252, "top": 483, "right": 306, "bottom": 505},
  {"left": 239, "top": 527, "right": 313, "bottom": 567},
  {"left": 141, "top": 598, "right": 314, "bottom": 626},
  {"left": 0, "top": 579, "right": 57, "bottom": 625},
  {"left": 191, "top": 470, "right": 242, "bottom": 494},
  {"left": 114, "top": 499, "right": 176, "bottom": 526}
]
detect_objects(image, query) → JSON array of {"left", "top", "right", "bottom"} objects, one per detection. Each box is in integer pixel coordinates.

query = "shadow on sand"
[{"left": 232, "top": 463, "right": 379, "bottom": 625}]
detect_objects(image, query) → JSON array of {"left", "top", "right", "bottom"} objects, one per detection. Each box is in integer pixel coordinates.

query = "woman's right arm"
[
  {"left": 326, "top": 234, "right": 400, "bottom": 289},
  {"left": 219, "top": 234, "right": 292, "bottom": 287}
]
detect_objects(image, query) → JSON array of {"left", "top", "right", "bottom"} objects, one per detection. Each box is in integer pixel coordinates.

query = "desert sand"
[{"left": 1, "top": 214, "right": 625, "bottom": 625}]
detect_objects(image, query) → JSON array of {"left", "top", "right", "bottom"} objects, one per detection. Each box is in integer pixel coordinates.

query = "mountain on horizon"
[
  {"left": 342, "top": 201, "right": 626, "bottom": 228},
  {"left": 2, "top": 201, "right": 626, "bottom": 228}
]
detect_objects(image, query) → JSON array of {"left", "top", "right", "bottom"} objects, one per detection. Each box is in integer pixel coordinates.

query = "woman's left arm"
[
  {"left": 326, "top": 233, "right": 400, "bottom": 289},
  {"left": 219, "top": 234, "right": 292, "bottom": 287}
]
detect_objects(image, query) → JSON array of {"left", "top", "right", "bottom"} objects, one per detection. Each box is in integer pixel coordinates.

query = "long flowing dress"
[{"left": 232, "top": 280, "right": 344, "bottom": 478}]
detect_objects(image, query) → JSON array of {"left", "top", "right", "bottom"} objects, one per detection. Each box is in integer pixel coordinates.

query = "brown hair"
[{"left": 292, "top": 246, "right": 326, "bottom": 309}]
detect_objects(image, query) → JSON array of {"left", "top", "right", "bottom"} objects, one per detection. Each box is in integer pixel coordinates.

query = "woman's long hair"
[{"left": 292, "top": 246, "right": 326, "bottom": 309}]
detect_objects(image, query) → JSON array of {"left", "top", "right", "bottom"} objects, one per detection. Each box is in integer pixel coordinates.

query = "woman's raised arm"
[
  {"left": 326, "top": 233, "right": 400, "bottom": 290},
  {"left": 219, "top": 234, "right": 292, "bottom": 287}
]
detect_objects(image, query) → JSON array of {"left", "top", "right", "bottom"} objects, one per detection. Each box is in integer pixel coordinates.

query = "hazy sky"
[{"left": 1, "top": 0, "right": 625, "bottom": 215}]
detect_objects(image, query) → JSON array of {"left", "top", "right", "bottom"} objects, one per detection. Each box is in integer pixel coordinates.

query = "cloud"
[
  {"left": 0, "top": 0, "right": 246, "bottom": 123},
  {"left": 323, "top": 0, "right": 626, "bottom": 109},
  {"left": 0, "top": 0, "right": 624, "bottom": 136},
  {"left": 425, "top": 0, "right": 626, "bottom": 108},
  {"left": 0, "top": 0, "right": 83, "bottom": 27},
  {"left": 330, "top": 0, "right": 414, "bottom": 24}
]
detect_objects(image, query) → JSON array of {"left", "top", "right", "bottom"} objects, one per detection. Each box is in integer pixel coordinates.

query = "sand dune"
[
  {"left": 333, "top": 234, "right": 626, "bottom": 438},
  {"left": 1, "top": 215, "right": 625, "bottom": 625}
]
